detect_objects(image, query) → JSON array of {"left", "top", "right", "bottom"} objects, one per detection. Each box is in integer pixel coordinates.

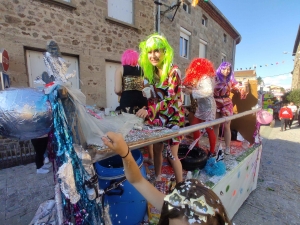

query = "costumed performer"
[
  {"left": 102, "top": 132, "right": 232, "bottom": 225},
  {"left": 136, "top": 34, "right": 185, "bottom": 183},
  {"left": 182, "top": 58, "right": 216, "bottom": 156},
  {"left": 114, "top": 49, "right": 148, "bottom": 114},
  {"left": 213, "top": 62, "right": 249, "bottom": 155}
]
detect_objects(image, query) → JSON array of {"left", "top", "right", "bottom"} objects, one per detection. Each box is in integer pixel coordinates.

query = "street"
[{"left": 0, "top": 120, "right": 299, "bottom": 225}]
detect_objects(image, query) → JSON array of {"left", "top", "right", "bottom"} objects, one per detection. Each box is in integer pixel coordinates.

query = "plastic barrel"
[{"left": 95, "top": 149, "right": 147, "bottom": 225}]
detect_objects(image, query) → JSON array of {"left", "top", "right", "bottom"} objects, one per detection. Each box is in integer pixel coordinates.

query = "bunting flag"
[{"left": 236, "top": 58, "right": 293, "bottom": 71}]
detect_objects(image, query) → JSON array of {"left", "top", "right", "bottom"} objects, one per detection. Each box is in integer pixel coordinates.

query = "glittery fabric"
[
  {"left": 49, "top": 86, "right": 102, "bottom": 224},
  {"left": 57, "top": 158, "right": 81, "bottom": 204},
  {"left": 122, "top": 76, "right": 144, "bottom": 91},
  {"left": 43, "top": 52, "right": 76, "bottom": 83},
  {"left": 192, "top": 76, "right": 216, "bottom": 121}
]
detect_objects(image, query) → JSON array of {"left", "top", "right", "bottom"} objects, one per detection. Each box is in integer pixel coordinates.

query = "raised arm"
[
  {"left": 102, "top": 132, "right": 165, "bottom": 211},
  {"left": 114, "top": 66, "right": 123, "bottom": 96},
  {"left": 231, "top": 79, "right": 249, "bottom": 99}
]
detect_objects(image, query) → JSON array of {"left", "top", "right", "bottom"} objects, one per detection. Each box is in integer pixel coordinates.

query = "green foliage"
[
  {"left": 286, "top": 89, "right": 300, "bottom": 104},
  {"left": 257, "top": 76, "right": 263, "bottom": 85}
]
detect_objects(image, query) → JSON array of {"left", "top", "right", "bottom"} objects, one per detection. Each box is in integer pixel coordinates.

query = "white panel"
[
  {"left": 107, "top": 0, "right": 133, "bottom": 24},
  {"left": 105, "top": 62, "right": 120, "bottom": 110},
  {"left": 63, "top": 55, "right": 80, "bottom": 89},
  {"left": 199, "top": 42, "right": 206, "bottom": 58},
  {"left": 26, "top": 50, "right": 79, "bottom": 89},
  {"left": 180, "top": 27, "right": 191, "bottom": 36}
]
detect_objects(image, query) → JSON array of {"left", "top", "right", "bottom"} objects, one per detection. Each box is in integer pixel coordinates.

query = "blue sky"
[{"left": 211, "top": 0, "right": 300, "bottom": 89}]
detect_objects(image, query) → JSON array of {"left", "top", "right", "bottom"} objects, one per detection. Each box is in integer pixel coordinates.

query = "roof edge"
[
  {"left": 198, "top": 1, "right": 241, "bottom": 44},
  {"left": 292, "top": 24, "right": 300, "bottom": 56}
]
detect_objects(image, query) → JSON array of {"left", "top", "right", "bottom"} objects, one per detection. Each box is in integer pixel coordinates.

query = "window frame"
[
  {"left": 221, "top": 53, "right": 227, "bottom": 62},
  {"left": 223, "top": 33, "right": 227, "bottom": 43},
  {"left": 37, "top": 0, "right": 76, "bottom": 9},
  {"left": 201, "top": 15, "right": 208, "bottom": 27},
  {"left": 199, "top": 39, "right": 207, "bottom": 58},
  {"left": 107, "top": 0, "right": 134, "bottom": 25},
  {"left": 180, "top": 27, "right": 191, "bottom": 59},
  {"left": 182, "top": 1, "right": 190, "bottom": 14}
]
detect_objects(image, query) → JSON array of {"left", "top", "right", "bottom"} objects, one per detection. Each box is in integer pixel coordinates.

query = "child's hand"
[
  {"left": 136, "top": 108, "right": 148, "bottom": 118},
  {"left": 102, "top": 132, "right": 128, "bottom": 157}
]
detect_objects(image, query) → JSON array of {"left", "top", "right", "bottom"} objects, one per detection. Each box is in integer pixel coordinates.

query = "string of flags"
[{"left": 235, "top": 60, "right": 292, "bottom": 71}]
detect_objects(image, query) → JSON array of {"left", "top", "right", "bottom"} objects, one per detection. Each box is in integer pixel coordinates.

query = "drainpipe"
[{"left": 156, "top": 0, "right": 161, "bottom": 33}]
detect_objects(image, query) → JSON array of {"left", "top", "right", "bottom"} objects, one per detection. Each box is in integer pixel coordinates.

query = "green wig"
[{"left": 139, "top": 33, "right": 174, "bottom": 84}]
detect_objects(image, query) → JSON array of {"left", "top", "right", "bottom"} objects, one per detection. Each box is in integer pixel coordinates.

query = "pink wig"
[{"left": 121, "top": 49, "right": 139, "bottom": 66}]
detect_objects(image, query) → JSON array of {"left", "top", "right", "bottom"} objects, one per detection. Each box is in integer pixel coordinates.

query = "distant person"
[
  {"left": 31, "top": 135, "right": 51, "bottom": 174},
  {"left": 102, "top": 132, "right": 232, "bottom": 225},
  {"left": 213, "top": 62, "right": 249, "bottom": 155},
  {"left": 287, "top": 102, "right": 297, "bottom": 128},
  {"left": 114, "top": 49, "right": 148, "bottom": 114},
  {"left": 279, "top": 103, "right": 293, "bottom": 131}
]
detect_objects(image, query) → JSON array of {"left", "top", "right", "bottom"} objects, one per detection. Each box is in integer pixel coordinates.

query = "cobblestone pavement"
[{"left": 0, "top": 120, "right": 299, "bottom": 225}]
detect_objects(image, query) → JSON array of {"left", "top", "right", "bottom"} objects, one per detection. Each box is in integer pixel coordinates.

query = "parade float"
[{"left": 0, "top": 42, "right": 267, "bottom": 224}]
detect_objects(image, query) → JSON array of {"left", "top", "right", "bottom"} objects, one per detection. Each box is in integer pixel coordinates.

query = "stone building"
[
  {"left": 0, "top": 0, "right": 241, "bottom": 108},
  {"left": 234, "top": 70, "right": 257, "bottom": 82},
  {"left": 291, "top": 24, "right": 300, "bottom": 90}
]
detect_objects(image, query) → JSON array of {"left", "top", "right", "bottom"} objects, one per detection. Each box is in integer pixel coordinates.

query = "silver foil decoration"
[{"left": 0, "top": 88, "right": 53, "bottom": 140}]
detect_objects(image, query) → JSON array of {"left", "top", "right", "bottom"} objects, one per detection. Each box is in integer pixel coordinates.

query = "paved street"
[
  {"left": 233, "top": 120, "right": 300, "bottom": 225},
  {"left": 0, "top": 120, "right": 299, "bottom": 225}
]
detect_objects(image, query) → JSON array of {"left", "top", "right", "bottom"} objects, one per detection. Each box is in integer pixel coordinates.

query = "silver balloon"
[{"left": 0, "top": 88, "right": 53, "bottom": 140}]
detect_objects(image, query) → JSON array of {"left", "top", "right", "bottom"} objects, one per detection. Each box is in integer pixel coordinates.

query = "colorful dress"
[
  {"left": 145, "top": 65, "right": 185, "bottom": 145},
  {"left": 214, "top": 76, "right": 246, "bottom": 116}
]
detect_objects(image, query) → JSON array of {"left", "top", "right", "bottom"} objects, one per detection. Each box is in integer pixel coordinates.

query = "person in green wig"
[{"left": 136, "top": 34, "right": 185, "bottom": 183}]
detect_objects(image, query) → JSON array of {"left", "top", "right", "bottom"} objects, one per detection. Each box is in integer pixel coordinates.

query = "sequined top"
[
  {"left": 122, "top": 65, "right": 144, "bottom": 91},
  {"left": 191, "top": 76, "right": 216, "bottom": 121},
  {"left": 120, "top": 65, "right": 147, "bottom": 114}
]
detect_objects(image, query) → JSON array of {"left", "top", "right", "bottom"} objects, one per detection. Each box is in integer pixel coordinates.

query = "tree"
[
  {"left": 286, "top": 89, "right": 300, "bottom": 104},
  {"left": 257, "top": 76, "right": 263, "bottom": 86}
]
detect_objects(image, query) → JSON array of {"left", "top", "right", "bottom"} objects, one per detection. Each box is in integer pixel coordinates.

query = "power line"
[{"left": 257, "top": 72, "right": 292, "bottom": 78}]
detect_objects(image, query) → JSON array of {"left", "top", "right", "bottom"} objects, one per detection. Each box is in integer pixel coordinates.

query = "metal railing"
[
  {"left": 0, "top": 139, "right": 35, "bottom": 169},
  {"left": 128, "top": 108, "right": 261, "bottom": 150}
]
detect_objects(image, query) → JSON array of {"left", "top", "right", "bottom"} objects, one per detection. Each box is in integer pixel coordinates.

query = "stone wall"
[
  {"left": 291, "top": 45, "right": 300, "bottom": 89},
  {"left": 0, "top": 0, "right": 239, "bottom": 105},
  {"left": 0, "top": 0, "right": 155, "bottom": 106},
  {"left": 159, "top": 0, "right": 238, "bottom": 72}
]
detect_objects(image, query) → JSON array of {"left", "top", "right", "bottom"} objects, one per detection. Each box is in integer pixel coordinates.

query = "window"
[
  {"left": 107, "top": 0, "right": 133, "bottom": 24},
  {"left": 223, "top": 34, "right": 227, "bottom": 43},
  {"left": 199, "top": 39, "right": 207, "bottom": 58},
  {"left": 201, "top": 15, "right": 207, "bottom": 27},
  {"left": 221, "top": 53, "right": 227, "bottom": 62},
  {"left": 42, "top": 0, "right": 76, "bottom": 9},
  {"left": 182, "top": 2, "right": 190, "bottom": 13},
  {"left": 180, "top": 27, "right": 191, "bottom": 59}
]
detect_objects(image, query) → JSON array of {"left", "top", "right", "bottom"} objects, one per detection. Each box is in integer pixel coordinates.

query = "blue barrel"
[{"left": 95, "top": 149, "right": 147, "bottom": 225}]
